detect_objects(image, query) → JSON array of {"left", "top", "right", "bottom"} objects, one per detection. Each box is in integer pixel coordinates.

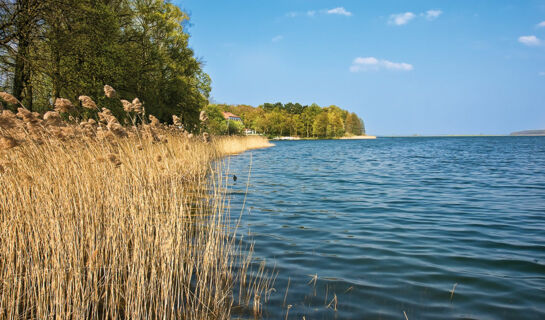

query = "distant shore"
[{"left": 510, "top": 130, "right": 545, "bottom": 136}]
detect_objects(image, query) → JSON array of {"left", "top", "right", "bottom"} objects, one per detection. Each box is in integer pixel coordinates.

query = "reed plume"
[
  {"left": 149, "top": 114, "right": 160, "bottom": 127},
  {"left": 173, "top": 115, "right": 182, "bottom": 126},
  {"left": 132, "top": 97, "right": 143, "bottom": 114},
  {"left": 54, "top": 97, "right": 74, "bottom": 113},
  {"left": 0, "top": 91, "right": 20, "bottom": 105},
  {"left": 121, "top": 99, "right": 133, "bottom": 112},
  {"left": 107, "top": 122, "right": 128, "bottom": 137},
  {"left": 78, "top": 95, "right": 98, "bottom": 109},
  {"left": 203, "top": 132, "right": 210, "bottom": 143},
  {"left": 104, "top": 84, "right": 117, "bottom": 98},
  {"left": 200, "top": 110, "right": 208, "bottom": 122}
]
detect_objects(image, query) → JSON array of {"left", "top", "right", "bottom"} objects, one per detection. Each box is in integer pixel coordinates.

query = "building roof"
[{"left": 222, "top": 112, "right": 241, "bottom": 120}]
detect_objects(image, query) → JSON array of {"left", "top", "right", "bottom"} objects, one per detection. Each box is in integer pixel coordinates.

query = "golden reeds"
[
  {"left": 173, "top": 115, "right": 182, "bottom": 127},
  {"left": 79, "top": 95, "right": 98, "bottom": 109},
  {"left": 213, "top": 135, "right": 274, "bottom": 155},
  {"left": 0, "top": 92, "right": 20, "bottom": 105},
  {"left": 0, "top": 135, "right": 19, "bottom": 150},
  {"left": 131, "top": 98, "right": 143, "bottom": 114},
  {"left": 54, "top": 97, "right": 74, "bottom": 113},
  {"left": 104, "top": 84, "right": 117, "bottom": 98},
  {"left": 149, "top": 114, "right": 160, "bottom": 127},
  {"left": 200, "top": 110, "right": 208, "bottom": 122},
  {"left": 0, "top": 88, "right": 275, "bottom": 319},
  {"left": 121, "top": 99, "right": 133, "bottom": 112}
]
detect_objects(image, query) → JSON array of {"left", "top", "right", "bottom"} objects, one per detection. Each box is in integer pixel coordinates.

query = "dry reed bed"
[
  {"left": 0, "top": 90, "right": 274, "bottom": 319},
  {"left": 214, "top": 136, "right": 274, "bottom": 156}
]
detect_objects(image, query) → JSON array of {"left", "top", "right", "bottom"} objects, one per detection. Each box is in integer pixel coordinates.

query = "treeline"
[
  {"left": 0, "top": 0, "right": 210, "bottom": 130},
  {"left": 204, "top": 102, "right": 365, "bottom": 138}
]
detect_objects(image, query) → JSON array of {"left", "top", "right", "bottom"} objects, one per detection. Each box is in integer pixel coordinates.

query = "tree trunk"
[
  {"left": 12, "top": 38, "right": 29, "bottom": 104},
  {"left": 52, "top": 47, "right": 61, "bottom": 100}
]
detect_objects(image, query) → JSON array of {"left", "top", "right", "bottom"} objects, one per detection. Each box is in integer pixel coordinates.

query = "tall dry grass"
[
  {"left": 214, "top": 136, "right": 274, "bottom": 156},
  {"left": 0, "top": 90, "right": 274, "bottom": 319}
]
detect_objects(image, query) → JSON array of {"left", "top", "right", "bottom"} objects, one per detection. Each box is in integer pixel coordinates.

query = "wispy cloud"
[
  {"left": 537, "top": 21, "right": 545, "bottom": 28},
  {"left": 388, "top": 12, "right": 416, "bottom": 25},
  {"left": 286, "top": 7, "right": 352, "bottom": 18},
  {"left": 326, "top": 7, "right": 352, "bottom": 16},
  {"left": 388, "top": 9, "right": 443, "bottom": 26},
  {"left": 425, "top": 10, "right": 443, "bottom": 21},
  {"left": 272, "top": 35, "right": 284, "bottom": 43},
  {"left": 539, "top": 72, "right": 545, "bottom": 76},
  {"left": 350, "top": 57, "right": 414, "bottom": 72},
  {"left": 518, "top": 35, "right": 541, "bottom": 46}
]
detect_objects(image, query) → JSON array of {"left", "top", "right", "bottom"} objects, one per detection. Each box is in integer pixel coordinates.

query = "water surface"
[{"left": 227, "top": 137, "right": 545, "bottom": 319}]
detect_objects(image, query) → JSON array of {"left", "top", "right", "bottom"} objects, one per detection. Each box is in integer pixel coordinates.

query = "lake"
[{"left": 226, "top": 137, "right": 545, "bottom": 319}]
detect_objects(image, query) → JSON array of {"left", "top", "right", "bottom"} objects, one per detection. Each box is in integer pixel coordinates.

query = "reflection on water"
[{"left": 226, "top": 137, "right": 545, "bottom": 319}]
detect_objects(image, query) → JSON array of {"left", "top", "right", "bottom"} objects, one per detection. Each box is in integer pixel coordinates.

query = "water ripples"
[{"left": 227, "top": 137, "right": 545, "bottom": 319}]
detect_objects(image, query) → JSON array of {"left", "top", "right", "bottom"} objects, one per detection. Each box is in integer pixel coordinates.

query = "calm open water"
[{"left": 226, "top": 137, "right": 545, "bottom": 319}]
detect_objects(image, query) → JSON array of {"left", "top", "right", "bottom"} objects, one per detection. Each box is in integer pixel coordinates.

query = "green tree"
[
  {"left": 265, "top": 109, "right": 289, "bottom": 136},
  {"left": 313, "top": 111, "right": 328, "bottom": 138},
  {"left": 0, "top": 0, "right": 49, "bottom": 110},
  {"left": 201, "top": 102, "right": 365, "bottom": 138},
  {"left": 327, "top": 111, "right": 344, "bottom": 137},
  {"left": 301, "top": 103, "right": 321, "bottom": 137},
  {"left": 345, "top": 112, "right": 354, "bottom": 135},
  {"left": 1, "top": 0, "right": 210, "bottom": 129},
  {"left": 225, "top": 119, "right": 244, "bottom": 135},
  {"left": 360, "top": 117, "right": 366, "bottom": 135},
  {"left": 203, "top": 104, "right": 226, "bottom": 135}
]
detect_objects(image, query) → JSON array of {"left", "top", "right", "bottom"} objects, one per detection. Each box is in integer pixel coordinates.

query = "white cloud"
[
  {"left": 540, "top": 72, "right": 545, "bottom": 76},
  {"left": 350, "top": 57, "right": 414, "bottom": 72},
  {"left": 354, "top": 57, "right": 379, "bottom": 65},
  {"left": 272, "top": 35, "right": 284, "bottom": 43},
  {"left": 287, "top": 7, "right": 352, "bottom": 18},
  {"left": 326, "top": 7, "right": 352, "bottom": 16},
  {"left": 425, "top": 10, "right": 443, "bottom": 20},
  {"left": 388, "top": 9, "right": 443, "bottom": 25},
  {"left": 538, "top": 21, "right": 545, "bottom": 28},
  {"left": 388, "top": 12, "right": 416, "bottom": 26},
  {"left": 518, "top": 35, "right": 541, "bottom": 46}
]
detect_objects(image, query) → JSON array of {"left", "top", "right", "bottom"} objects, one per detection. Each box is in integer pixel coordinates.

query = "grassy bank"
[{"left": 0, "top": 93, "right": 274, "bottom": 319}]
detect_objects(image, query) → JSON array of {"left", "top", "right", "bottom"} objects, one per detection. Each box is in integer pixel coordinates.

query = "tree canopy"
[
  {"left": 0, "top": 0, "right": 210, "bottom": 130},
  {"left": 0, "top": 1, "right": 368, "bottom": 136},
  {"left": 206, "top": 102, "right": 366, "bottom": 138}
]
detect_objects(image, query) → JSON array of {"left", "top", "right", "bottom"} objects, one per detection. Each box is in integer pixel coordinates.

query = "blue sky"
[{"left": 175, "top": 0, "right": 545, "bottom": 135}]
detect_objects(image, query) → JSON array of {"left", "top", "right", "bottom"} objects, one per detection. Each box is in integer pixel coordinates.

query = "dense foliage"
[
  {"left": 0, "top": 0, "right": 210, "bottom": 130},
  {"left": 204, "top": 102, "right": 366, "bottom": 138}
]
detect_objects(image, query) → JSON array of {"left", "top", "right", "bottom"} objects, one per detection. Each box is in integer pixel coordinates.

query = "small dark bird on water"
[{"left": 233, "top": 175, "right": 237, "bottom": 182}]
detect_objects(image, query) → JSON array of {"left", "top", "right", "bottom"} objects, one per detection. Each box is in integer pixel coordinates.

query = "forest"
[
  {"left": 1, "top": 0, "right": 366, "bottom": 137},
  {"left": 204, "top": 102, "right": 366, "bottom": 138},
  {"left": 0, "top": 0, "right": 210, "bottom": 130}
]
